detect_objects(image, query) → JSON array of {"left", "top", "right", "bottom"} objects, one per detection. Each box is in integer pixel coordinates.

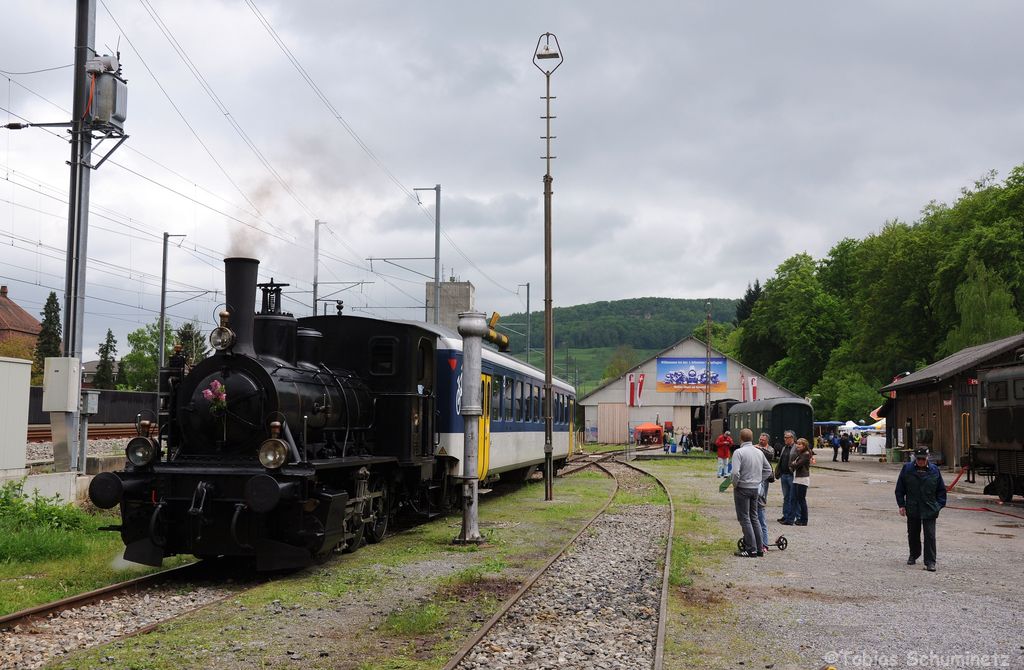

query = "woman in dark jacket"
[{"left": 788, "top": 438, "right": 814, "bottom": 526}]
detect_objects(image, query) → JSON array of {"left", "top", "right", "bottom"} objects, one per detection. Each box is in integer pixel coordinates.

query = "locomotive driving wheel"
[{"left": 365, "top": 480, "right": 392, "bottom": 544}]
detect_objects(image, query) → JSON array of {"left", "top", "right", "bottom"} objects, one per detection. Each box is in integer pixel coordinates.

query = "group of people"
[
  {"left": 818, "top": 431, "right": 861, "bottom": 462},
  {"left": 731, "top": 428, "right": 813, "bottom": 557},
  {"left": 727, "top": 427, "right": 948, "bottom": 571}
]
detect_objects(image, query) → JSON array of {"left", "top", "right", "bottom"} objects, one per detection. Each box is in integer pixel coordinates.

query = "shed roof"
[
  {"left": 879, "top": 332, "right": 1024, "bottom": 393},
  {"left": 0, "top": 286, "right": 42, "bottom": 337}
]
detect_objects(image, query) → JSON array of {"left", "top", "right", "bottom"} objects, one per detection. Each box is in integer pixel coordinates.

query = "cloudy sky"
[{"left": 2, "top": 1, "right": 1022, "bottom": 360}]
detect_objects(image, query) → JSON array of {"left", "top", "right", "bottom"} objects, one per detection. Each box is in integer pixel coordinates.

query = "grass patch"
[
  {"left": 0, "top": 480, "right": 194, "bottom": 616},
  {"left": 382, "top": 602, "right": 447, "bottom": 636}
]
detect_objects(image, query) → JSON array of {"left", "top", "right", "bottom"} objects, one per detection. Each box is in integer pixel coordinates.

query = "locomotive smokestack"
[{"left": 224, "top": 257, "right": 259, "bottom": 355}]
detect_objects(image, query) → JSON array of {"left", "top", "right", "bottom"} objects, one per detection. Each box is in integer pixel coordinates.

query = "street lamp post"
[
  {"left": 534, "top": 33, "right": 563, "bottom": 502},
  {"left": 414, "top": 185, "right": 441, "bottom": 324}
]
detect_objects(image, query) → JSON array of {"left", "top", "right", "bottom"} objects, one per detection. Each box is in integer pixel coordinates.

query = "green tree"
[
  {"left": 690, "top": 321, "right": 738, "bottom": 357},
  {"left": 175, "top": 321, "right": 210, "bottom": 366},
  {"left": 736, "top": 253, "right": 844, "bottom": 394},
  {"left": 32, "top": 292, "right": 62, "bottom": 384},
  {"left": 735, "top": 280, "right": 762, "bottom": 324},
  {"left": 602, "top": 344, "right": 638, "bottom": 380},
  {"left": 118, "top": 319, "right": 174, "bottom": 391},
  {"left": 93, "top": 329, "right": 118, "bottom": 389},
  {"left": 939, "top": 259, "right": 1023, "bottom": 356}
]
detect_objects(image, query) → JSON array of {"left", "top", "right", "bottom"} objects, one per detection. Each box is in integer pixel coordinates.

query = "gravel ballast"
[
  {"left": 455, "top": 462, "right": 670, "bottom": 670},
  {"left": 0, "top": 586, "right": 232, "bottom": 670}
]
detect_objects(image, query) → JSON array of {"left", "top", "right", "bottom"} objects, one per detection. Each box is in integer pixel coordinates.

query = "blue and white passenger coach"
[{"left": 432, "top": 327, "right": 576, "bottom": 481}]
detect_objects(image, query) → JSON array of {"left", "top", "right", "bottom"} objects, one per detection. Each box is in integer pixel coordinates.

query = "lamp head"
[{"left": 533, "top": 32, "right": 564, "bottom": 74}]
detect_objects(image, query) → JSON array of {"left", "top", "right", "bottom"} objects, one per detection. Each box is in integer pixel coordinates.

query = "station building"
[{"left": 578, "top": 336, "right": 799, "bottom": 443}]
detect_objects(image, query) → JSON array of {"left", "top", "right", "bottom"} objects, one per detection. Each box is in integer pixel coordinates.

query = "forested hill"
[{"left": 500, "top": 297, "right": 737, "bottom": 354}]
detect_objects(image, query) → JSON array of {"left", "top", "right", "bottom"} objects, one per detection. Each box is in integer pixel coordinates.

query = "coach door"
[{"left": 478, "top": 374, "right": 493, "bottom": 479}]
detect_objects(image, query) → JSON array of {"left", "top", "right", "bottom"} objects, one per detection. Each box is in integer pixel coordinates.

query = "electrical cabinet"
[{"left": 42, "top": 357, "right": 81, "bottom": 412}]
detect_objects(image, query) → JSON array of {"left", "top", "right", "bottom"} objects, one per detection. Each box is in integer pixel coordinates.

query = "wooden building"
[{"left": 880, "top": 333, "right": 1024, "bottom": 468}]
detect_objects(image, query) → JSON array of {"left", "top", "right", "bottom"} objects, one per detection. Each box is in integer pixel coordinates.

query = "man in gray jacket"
[{"left": 732, "top": 428, "right": 774, "bottom": 557}]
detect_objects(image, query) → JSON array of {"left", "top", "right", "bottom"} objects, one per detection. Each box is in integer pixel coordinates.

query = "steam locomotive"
[
  {"left": 89, "top": 257, "right": 575, "bottom": 570},
  {"left": 971, "top": 363, "right": 1024, "bottom": 502}
]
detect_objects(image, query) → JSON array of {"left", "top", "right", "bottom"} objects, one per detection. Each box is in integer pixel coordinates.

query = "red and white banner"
[
  {"left": 637, "top": 373, "right": 646, "bottom": 407},
  {"left": 750, "top": 376, "right": 758, "bottom": 400},
  {"left": 627, "top": 373, "right": 636, "bottom": 407},
  {"left": 740, "top": 372, "right": 747, "bottom": 401}
]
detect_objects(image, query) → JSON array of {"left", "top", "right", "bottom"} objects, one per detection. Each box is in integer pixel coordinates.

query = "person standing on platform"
[
  {"left": 731, "top": 428, "right": 772, "bottom": 557},
  {"left": 754, "top": 432, "right": 775, "bottom": 552},
  {"left": 776, "top": 430, "right": 797, "bottom": 525},
  {"left": 895, "top": 447, "right": 946, "bottom": 572},
  {"left": 840, "top": 433, "right": 853, "bottom": 462},
  {"left": 790, "top": 438, "right": 814, "bottom": 525},
  {"left": 716, "top": 431, "right": 734, "bottom": 478}
]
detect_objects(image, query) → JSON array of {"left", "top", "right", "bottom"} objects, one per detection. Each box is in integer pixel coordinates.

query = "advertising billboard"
[{"left": 656, "top": 357, "right": 728, "bottom": 393}]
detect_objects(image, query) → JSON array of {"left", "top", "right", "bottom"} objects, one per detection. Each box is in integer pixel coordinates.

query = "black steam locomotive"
[
  {"left": 90, "top": 257, "right": 574, "bottom": 570},
  {"left": 971, "top": 363, "right": 1024, "bottom": 502}
]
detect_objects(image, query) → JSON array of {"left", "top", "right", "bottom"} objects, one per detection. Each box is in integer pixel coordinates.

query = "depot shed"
[
  {"left": 579, "top": 336, "right": 799, "bottom": 443},
  {"left": 879, "top": 332, "right": 1024, "bottom": 468}
]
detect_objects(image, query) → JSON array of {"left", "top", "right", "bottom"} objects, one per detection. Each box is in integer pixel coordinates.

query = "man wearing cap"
[{"left": 895, "top": 447, "right": 947, "bottom": 571}]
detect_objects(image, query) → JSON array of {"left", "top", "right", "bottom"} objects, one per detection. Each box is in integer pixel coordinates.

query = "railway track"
[
  {"left": 25, "top": 423, "right": 137, "bottom": 442},
  {"left": 445, "top": 456, "right": 675, "bottom": 670},
  {"left": 0, "top": 561, "right": 244, "bottom": 670}
]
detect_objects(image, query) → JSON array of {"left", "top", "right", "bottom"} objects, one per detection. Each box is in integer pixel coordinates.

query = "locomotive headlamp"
[
  {"left": 259, "top": 421, "right": 289, "bottom": 469},
  {"left": 209, "top": 309, "right": 236, "bottom": 351},
  {"left": 258, "top": 439, "right": 289, "bottom": 469},
  {"left": 126, "top": 437, "right": 159, "bottom": 467}
]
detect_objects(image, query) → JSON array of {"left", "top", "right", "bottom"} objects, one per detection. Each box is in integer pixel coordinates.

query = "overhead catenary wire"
[
  {"left": 135, "top": 0, "right": 317, "bottom": 221},
  {"left": 2, "top": 31, "right": 453, "bottom": 317}
]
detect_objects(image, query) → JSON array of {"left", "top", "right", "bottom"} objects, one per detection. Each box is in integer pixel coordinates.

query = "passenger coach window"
[
  {"left": 369, "top": 337, "right": 397, "bottom": 375},
  {"left": 516, "top": 381, "right": 524, "bottom": 420},
  {"left": 990, "top": 381, "right": 1008, "bottom": 402},
  {"left": 1014, "top": 379, "right": 1024, "bottom": 400},
  {"left": 526, "top": 384, "right": 534, "bottom": 421},
  {"left": 534, "top": 386, "right": 542, "bottom": 422},
  {"left": 504, "top": 379, "right": 514, "bottom": 421},
  {"left": 492, "top": 375, "right": 502, "bottom": 420}
]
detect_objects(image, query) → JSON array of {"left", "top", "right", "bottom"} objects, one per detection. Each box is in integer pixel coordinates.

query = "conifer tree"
[
  {"left": 94, "top": 329, "right": 118, "bottom": 389},
  {"left": 32, "top": 292, "right": 62, "bottom": 382}
]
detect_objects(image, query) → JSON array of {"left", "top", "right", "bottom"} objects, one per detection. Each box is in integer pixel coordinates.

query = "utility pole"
[
  {"left": 313, "top": 219, "right": 323, "bottom": 315},
  {"left": 704, "top": 300, "right": 712, "bottom": 450},
  {"left": 158, "top": 233, "right": 185, "bottom": 370},
  {"left": 64, "top": 0, "right": 95, "bottom": 363}
]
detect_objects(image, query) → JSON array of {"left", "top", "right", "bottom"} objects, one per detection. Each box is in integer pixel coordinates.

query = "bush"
[
  {"left": 0, "top": 480, "right": 87, "bottom": 531},
  {"left": 0, "top": 480, "right": 92, "bottom": 563}
]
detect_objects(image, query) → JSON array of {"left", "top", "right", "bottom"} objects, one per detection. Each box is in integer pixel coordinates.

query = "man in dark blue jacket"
[{"left": 895, "top": 447, "right": 947, "bottom": 572}]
